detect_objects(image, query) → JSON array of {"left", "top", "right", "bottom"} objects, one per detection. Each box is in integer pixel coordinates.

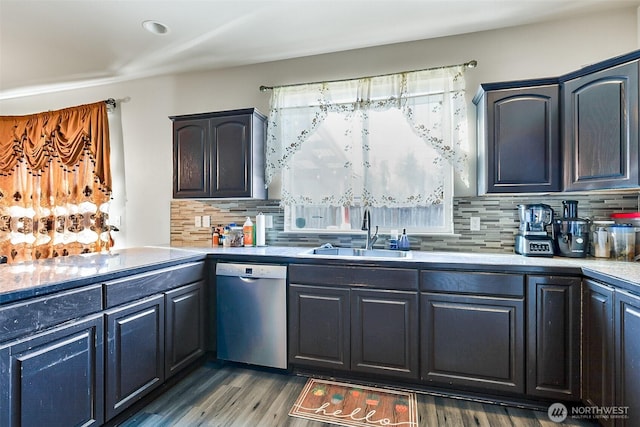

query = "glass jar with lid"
[
  {"left": 609, "top": 224, "right": 636, "bottom": 261},
  {"left": 591, "top": 220, "right": 614, "bottom": 258},
  {"left": 611, "top": 212, "right": 640, "bottom": 259}
]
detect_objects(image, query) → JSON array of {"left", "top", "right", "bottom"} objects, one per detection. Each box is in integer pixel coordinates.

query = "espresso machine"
[
  {"left": 553, "top": 200, "right": 590, "bottom": 258},
  {"left": 515, "top": 204, "right": 555, "bottom": 256}
]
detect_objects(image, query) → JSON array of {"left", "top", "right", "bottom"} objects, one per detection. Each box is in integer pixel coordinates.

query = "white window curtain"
[{"left": 265, "top": 65, "right": 469, "bottom": 208}]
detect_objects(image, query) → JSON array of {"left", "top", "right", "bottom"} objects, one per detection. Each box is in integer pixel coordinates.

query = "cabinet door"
[
  {"left": 615, "top": 289, "right": 640, "bottom": 427},
  {"left": 165, "top": 280, "right": 206, "bottom": 378},
  {"left": 583, "top": 280, "right": 615, "bottom": 427},
  {"left": 481, "top": 85, "right": 561, "bottom": 193},
  {"left": 210, "top": 114, "right": 252, "bottom": 197},
  {"left": 173, "top": 118, "right": 211, "bottom": 198},
  {"left": 105, "top": 295, "right": 165, "bottom": 420},
  {"left": 288, "top": 284, "right": 350, "bottom": 371},
  {"left": 351, "top": 289, "right": 418, "bottom": 379},
  {"left": 563, "top": 60, "right": 639, "bottom": 191},
  {"left": 0, "top": 315, "right": 104, "bottom": 427},
  {"left": 526, "top": 275, "right": 581, "bottom": 400},
  {"left": 421, "top": 292, "right": 524, "bottom": 393}
]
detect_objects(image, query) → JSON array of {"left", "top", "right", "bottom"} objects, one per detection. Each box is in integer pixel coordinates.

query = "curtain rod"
[{"left": 259, "top": 59, "right": 477, "bottom": 92}]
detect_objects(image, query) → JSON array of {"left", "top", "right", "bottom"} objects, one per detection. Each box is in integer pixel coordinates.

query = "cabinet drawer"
[
  {"left": 0, "top": 285, "right": 102, "bottom": 343},
  {"left": 420, "top": 271, "right": 524, "bottom": 297},
  {"left": 289, "top": 264, "right": 418, "bottom": 290},
  {"left": 105, "top": 262, "right": 205, "bottom": 308}
]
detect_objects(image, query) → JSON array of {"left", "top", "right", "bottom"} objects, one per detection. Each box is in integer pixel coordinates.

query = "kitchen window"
[{"left": 265, "top": 64, "right": 469, "bottom": 234}]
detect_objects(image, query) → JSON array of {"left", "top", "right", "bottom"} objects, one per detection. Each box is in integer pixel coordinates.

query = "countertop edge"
[{"left": 2, "top": 246, "right": 640, "bottom": 305}]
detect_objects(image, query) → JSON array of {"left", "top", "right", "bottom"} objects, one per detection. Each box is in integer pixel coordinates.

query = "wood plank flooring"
[{"left": 118, "top": 362, "right": 598, "bottom": 427}]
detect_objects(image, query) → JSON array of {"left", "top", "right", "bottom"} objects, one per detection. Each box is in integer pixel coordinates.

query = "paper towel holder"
[{"left": 256, "top": 212, "right": 267, "bottom": 247}]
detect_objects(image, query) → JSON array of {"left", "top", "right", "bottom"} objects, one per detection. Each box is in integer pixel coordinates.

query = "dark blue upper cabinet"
[
  {"left": 170, "top": 108, "right": 267, "bottom": 199},
  {"left": 475, "top": 83, "right": 561, "bottom": 194},
  {"left": 563, "top": 60, "right": 639, "bottom": 191},
  {"left": 475, "top": 49, "right": 640, "bottom": 194}
]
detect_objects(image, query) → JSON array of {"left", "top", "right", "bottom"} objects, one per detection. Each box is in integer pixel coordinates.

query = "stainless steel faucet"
[{"left": 361, "top": 208, "right": 379, "bottom": 250}]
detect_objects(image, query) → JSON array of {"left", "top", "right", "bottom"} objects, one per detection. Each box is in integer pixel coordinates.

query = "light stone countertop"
[
  {"left": 189, "top": 245, "right": 640, "bottom": 288},
  {"left": 0, "top": 246, "right": 206, "bottom": 304},
  {"left": 1, "top": 245, "right": 639, "bottom": 305}
]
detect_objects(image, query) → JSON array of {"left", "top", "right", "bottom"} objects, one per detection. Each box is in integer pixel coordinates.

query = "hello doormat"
[{"left": 289, "top": 378, "right": 419, "bottom": 427}]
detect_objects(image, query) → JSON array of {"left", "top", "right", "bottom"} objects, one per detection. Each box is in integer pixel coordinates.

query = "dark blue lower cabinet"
[
  {"left": 165, "top": 281, "right": 206, "bottom": 378},
  {"left": 615, "top": 289, "right": 640, "bottom": 427},
  {"left": 105, "top": 294, "right": 165, "bottom": 421},
  {"left": 351, "top": 289, "right": 419, "bottom": 380},
  {"left": 526, "top": 275, "right": 581, "bottom": 400},
  {"left": 289, "top": 284, "right": 351, "bottom": 371},
  {"left": 420, "top": 292, "right": 524, "bottom": 393},
  {"left": 0, "top": 314, "right": 104, "bottom": 427},
  {"left": 582, "top": 280, "right": 615, "bottom": 427}
]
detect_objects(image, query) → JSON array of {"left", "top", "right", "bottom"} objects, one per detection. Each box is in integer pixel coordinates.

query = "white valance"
[{"left": 265, "top": 65, "right": 469, "bottom": 207}]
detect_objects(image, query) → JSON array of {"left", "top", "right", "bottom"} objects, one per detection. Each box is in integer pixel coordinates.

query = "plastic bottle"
[
  {"left": 243, "top": 217, "right": 254, "bottom": 247},
  {"left": 222, "top": 226, "right": 230, "bottom": 247},
  {"left": 389, "top": 229, "right": 399, "bottom": 250},
  {"left": 212, "top": 227, "right": 219, "bottom": 247},
  {"left": 217, "top": 225, "right": 223, "bottom": 246},
  {"left": 398, "top": 229, "right": 410, "bottom": 251}
]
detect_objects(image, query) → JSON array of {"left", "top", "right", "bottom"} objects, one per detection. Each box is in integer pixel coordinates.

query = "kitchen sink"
[{"left": 302, "top": 247, "right": 412, "bottom": 258}]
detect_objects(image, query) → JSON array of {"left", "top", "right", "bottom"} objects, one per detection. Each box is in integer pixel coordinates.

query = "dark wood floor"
[{"left": 118, "top": 362, "right": 598, "bottom": 427}]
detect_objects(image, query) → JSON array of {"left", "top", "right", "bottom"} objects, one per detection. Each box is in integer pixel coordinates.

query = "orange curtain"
[{"left": 0, "top": 101, "right": 113, "bottom": 263}]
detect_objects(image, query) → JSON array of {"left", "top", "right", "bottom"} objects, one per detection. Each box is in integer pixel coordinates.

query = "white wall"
[{"left": 0, "top": 7, "right": 637, "bottom": 248}]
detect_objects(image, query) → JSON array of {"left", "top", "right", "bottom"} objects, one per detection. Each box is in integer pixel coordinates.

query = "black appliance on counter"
[
  {"left": 515, "top": 203, "right": 555, "bottom": 257},
  {"left": 553, "top": 200, "right": 590, "bottom": 258}
]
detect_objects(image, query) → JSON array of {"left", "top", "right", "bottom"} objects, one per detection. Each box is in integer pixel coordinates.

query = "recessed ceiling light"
[{"left": 142, "top": 20, "right": 169, "bottom": 35}]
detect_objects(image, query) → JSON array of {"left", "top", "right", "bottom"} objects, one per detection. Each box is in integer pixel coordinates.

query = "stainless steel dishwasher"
[{"left": 216, "top": 262, "right": 287, "bottom": 369}]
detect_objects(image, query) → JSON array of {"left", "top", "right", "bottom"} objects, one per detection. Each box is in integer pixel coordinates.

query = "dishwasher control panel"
[{"left": 216, "top": 262, "right": 287, "bottom": 279}]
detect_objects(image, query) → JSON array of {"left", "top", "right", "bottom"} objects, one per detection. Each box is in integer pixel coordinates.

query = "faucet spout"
[
  {"left": 361, "top": 208, "right": 378, "bottom": 250},
  {"left": 370, "top": 226, "right": 379, "bottom": 248}
]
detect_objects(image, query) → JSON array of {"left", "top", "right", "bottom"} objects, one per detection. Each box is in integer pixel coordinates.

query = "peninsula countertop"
[
  {"left": 1, "top": 245, "right": 640, "bottom": 305},
  {"left": 0, "top": 247, "right": 207, "bottom": 304}
]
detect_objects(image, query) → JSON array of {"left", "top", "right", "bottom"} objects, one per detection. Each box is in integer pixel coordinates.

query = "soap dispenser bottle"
[
  {"left": 398, "top": 228, "right": 410, "bottom": 251},
  {"left": 243, "top": 217, "right": 254, "bottom": 247}
]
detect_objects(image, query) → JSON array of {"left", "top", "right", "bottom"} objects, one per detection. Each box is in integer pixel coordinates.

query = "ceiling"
[{"left": 1, "top": 0, "right": 638, "bottom": 99}]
